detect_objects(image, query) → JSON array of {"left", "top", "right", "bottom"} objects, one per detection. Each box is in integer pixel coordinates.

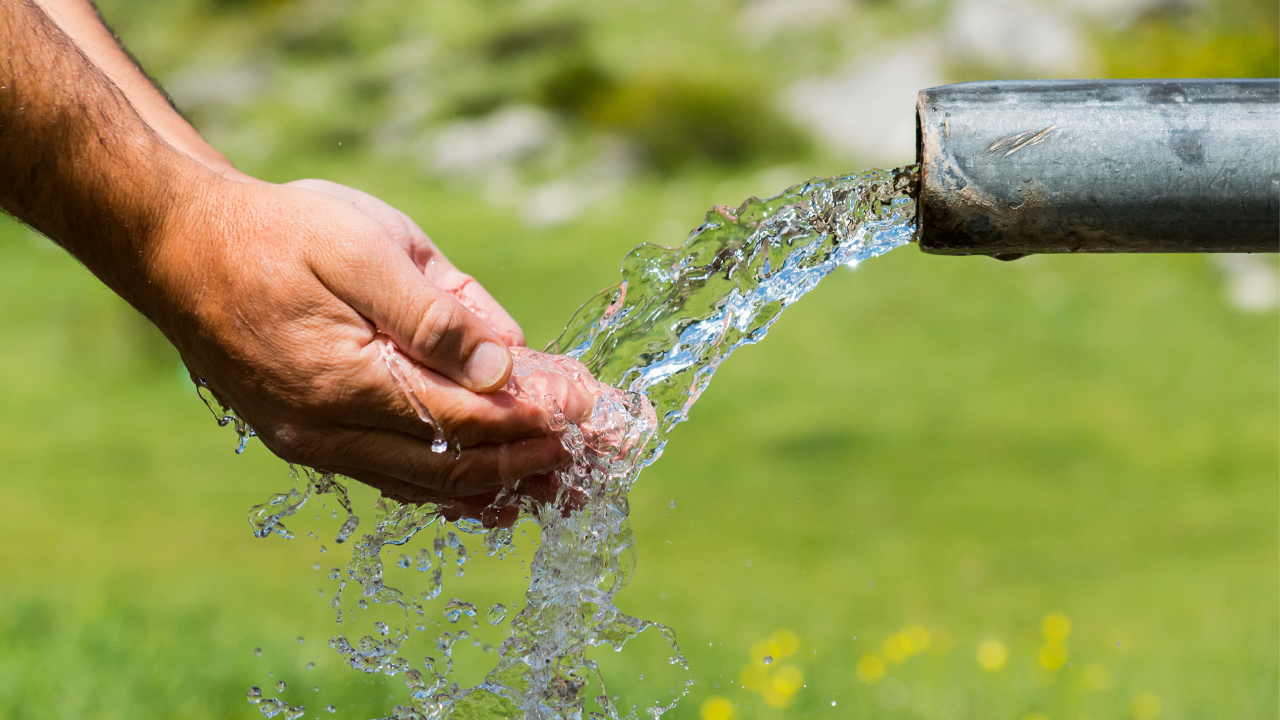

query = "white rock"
[
  {"left": 944, "top": 0, "right": 1091, "bottom": 76},
  {"left": 738, "top": 0, "right": 851, "bottom": 43},
  {"left": 781, "top": 42, "right": 945, "bottom": 166},
  {"left": 427, "top": 106, "right": 556, "bottom": 177},
  {"left": 1214, "top": 254, "right": 1280, "bottom": 313}
]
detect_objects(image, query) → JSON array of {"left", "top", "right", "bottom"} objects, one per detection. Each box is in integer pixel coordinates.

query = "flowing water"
[{"left": 237, "top": 165, "right": 918, "bottom": 719}]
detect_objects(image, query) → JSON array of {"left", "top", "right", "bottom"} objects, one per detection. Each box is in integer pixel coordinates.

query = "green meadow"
[{"left": 1, "top": 0, "right": 1277, "bottom": 718}]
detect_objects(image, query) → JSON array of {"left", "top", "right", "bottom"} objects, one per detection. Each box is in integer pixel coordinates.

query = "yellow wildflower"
[
  {"left": 761, "top": 665, "right": 803, "bottom": 709},
  {"left": 855, "top": 654, "right": 885, "bottom": 684},
  {"left": 739, "top": 663, "right": 769, "bottom": 692},
  {"left": 1041, "top": 612, "right": 1071, "bottom": 642},
  {"left": 882, "top": 632, "right": 912, "bottom": 664},
  {"left": 976, "top": 639, "right": 1008, "bottom": 671},
  {"left": 1038, "top": 642, "right": 1068, "bottom": 671},
  {"left": 749, "top": 640, "right": 772, "bottom": 666},
  {"left": 768, "top": 629, "right": 800, "bottom": 659},
  {"left": 700, "top": 696, "right": 736, "bottom": 720},
  {"left": 903, "top": 624, "right": 932, "bottom": 654},
  {"left": 1132, "top": 692, "right": 1162, "bottom": 720}
]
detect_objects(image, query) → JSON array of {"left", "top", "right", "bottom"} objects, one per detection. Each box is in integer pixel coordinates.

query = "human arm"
[{"left": 0, "top": 0, "right": 585, "bottom": 501}]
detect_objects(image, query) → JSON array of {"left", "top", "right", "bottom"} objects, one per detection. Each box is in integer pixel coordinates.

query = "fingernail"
[{"left": 464, "top": 342, "right": 510, "bottom": 390}]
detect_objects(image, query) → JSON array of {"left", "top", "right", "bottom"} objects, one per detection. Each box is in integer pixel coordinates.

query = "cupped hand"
[{"left": 138, "top": 171, "right": 591, "bottom": 502}]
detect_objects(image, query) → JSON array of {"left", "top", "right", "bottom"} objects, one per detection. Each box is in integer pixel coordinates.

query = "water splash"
[
  {"left": 244, "top": 166, "right": 918, "bottom": 719},
  {"left": 195, "top": 377, "right": 256, "bottom": 453}
]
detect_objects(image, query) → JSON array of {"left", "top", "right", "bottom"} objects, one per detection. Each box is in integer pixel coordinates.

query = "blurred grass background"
[{"left": 0, "top": 0, "right": 1276, "bottom": 718}]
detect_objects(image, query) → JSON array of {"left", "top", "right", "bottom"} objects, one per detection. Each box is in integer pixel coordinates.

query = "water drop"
[
  {"left": 306, "top": 662, "right": 315, "bottom": 670},
  {"left": 374, "top": 622, "right": 390, "bottom": 636},
  {"left": 326, "top": 706, "right": 336, "bottom": 714},
  {"left": 247, "top": 687, "right": 263, "bottom": 703},
  {"left": 487, "top": 603, "right": 508, "bottom": 625},
  {"left": 297, "top": 636, "right": 305, "bottom": 644},
  {"left": 762, "top": 655, "right": 773, "bottom": 665},
  {"left": 668, "top": 499, "right": 676, "bottom": 509},
  {"left": 254, "top": 648, "right": 262, "bottom": 657},
  {"left": 276, "top": 681, "right": 287, "bottom": 692},
  {"left": 319, "top": 545, "right": 327, "bottom": 553},
  {"left": 444, "top": 599, "right": 477, "bottom": 623},
  {"left": 312, "top": 563, "right": 320, "bottom": 571}
]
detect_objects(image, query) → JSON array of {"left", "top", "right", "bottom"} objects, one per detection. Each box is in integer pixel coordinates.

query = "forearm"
[
  {"left": 0, "top": 0, "right": 205, "bottom": 309},
  {"left": 33, "top": 0, "right": 239, "bottom": 175}
]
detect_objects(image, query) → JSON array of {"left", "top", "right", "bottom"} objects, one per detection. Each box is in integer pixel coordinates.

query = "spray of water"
[{"left": 244, "top": 166, "right": 918, "bottom": 719}]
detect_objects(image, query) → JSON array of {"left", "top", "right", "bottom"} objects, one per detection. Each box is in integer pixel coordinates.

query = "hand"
[
  {"left": 0, "top": 1, "right": 594, "bottom": 504},
  {"left": 142, "top": 172, "right": 592, "bottom": 502},
  {"left": 284, "top": 179, "right": 525, "bottom": 348}
]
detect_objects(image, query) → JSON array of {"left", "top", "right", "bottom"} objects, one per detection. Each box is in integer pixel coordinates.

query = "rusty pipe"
[{"left": 915, "top": 79, "right": 1280, "bottom": 257}]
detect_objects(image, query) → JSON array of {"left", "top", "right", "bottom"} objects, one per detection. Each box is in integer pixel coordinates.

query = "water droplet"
[
  {"left": 276, "top": 681, "right": 287, "bottom": 692},
  {"left": 247, "top": 687, "right": 263, "bottom": 703},
  {"left": 831, "top": 701, "right": 837, "bottom": 707},
  {"left": 444, "top": 598, "right": 477, "bottom": 623},
  {"left": 312, "top": 563, "right": 320, "bottom": 571},
  {"left": 487, "top": 603, "right": 508, "bottom": 625},
  {"left": 326, "top": 706, "right": 337, "bottom": 714},
  {"left": 306, "top": 662, "right": 315, "bottom": 670},
  {"left": 328, "top": 568, "right": 340, "bottom": 580},
  {"left": 396, "top": 554, "right": 411, "bottom": 569},
  {"left": 297, "top": 636, "right": 305, "bottom": 644},
  {"left": 762, "top": 655, "right": 773, "bottom": 665},
  {"left": 319, "top": 545, "right": 327, "bottom": 553},
  {"left": 254, "top": 648, "right": 262, "bottom": 657},
  {"left": 374, "top": 622, "right": 390, "bottom": 636},
  {"left": 668, "top": 499, "right": 676, "bottom": 509}
]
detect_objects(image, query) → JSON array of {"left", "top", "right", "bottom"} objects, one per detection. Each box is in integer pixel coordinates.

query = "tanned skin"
[{"left": 0, "top": 0, "right": 591, "bottom": 506}]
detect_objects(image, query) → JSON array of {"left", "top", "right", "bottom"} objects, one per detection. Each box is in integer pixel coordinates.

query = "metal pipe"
[{"left": 915, "top": 79, "right": 1280, "bottom": 258}]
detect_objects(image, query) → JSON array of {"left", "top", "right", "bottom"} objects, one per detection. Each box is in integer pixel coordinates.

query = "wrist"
[{"left": 80, "top": 147, "right": 230, "bottom": 324}]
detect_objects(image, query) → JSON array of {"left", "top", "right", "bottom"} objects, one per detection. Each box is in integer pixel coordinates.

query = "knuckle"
[
  {"left": 413, "top": 297, "right": 464, "bottom": 356},
  {"left": 263, "top": 422, "right": 317, "bottom": 463}
]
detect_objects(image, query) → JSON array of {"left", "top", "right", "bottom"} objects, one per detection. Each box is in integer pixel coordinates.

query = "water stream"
[{"left": 239, "top": 165, "right": 918, "bottom": 719}]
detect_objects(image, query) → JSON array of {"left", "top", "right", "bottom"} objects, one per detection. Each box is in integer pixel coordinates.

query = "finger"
[
  {"left": 285, "top": 179, "right": 436, "bottom": 270},
  {"left": 440, "top": 275, "right": 526, "bottom": 348},
  {"left": 327, "top": 427, "right": 568, "bottom": 498},
  {"left": 299, "top": 200, "right": 513, "bottom": 393},
  {"left": 347, "top": 344, "right": 591, "bottom": 446},
  {"left": 286, "top": 180, "right": 527, "bottom": 347}
]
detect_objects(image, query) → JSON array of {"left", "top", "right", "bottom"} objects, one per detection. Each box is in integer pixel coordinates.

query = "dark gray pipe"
[{"left": 915, "top": 79, "right": 1280, "bottom": 257}]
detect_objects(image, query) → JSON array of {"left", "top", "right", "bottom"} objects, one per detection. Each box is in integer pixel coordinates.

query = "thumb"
[{"left": 306, "top": 202, "right": 513, "bottom": 392}]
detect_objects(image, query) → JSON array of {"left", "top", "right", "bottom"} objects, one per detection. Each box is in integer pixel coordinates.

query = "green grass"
[{"left": 0, "top": 159, "right": 1274, "bottom": 719}]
